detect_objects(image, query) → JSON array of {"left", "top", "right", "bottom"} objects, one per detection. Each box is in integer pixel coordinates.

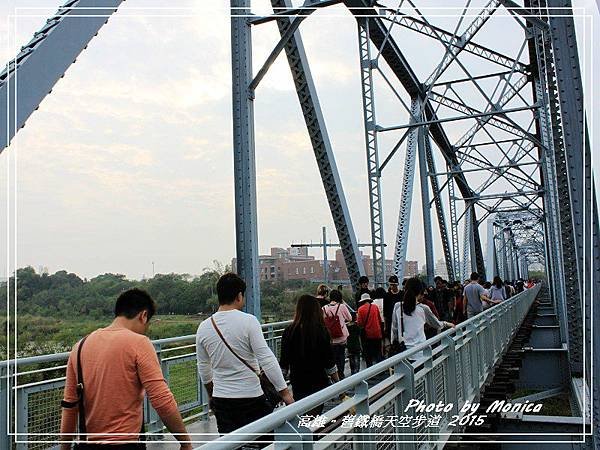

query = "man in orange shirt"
[
  {"left": 356, "top": 293, "right": 383, "bottom": 367},
  {"left": 60, "top": 289, "right": 192, "bottom": 449}
]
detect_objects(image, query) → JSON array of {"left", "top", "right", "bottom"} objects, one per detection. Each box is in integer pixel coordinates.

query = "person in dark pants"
[
  {"left": 280, "top": 295, "right": 340, "bottom": 415},
  {"left": 356, "top": 293, "right": 383, "bottom": 367},
  {"left": 196, "top": 273, "right": 294, "bottom": 438},
  {"left": 322, "top": 289, "right": 352, "bottom": 379},
  {"left": 383, "top": 275, "right": 403, "bottom": 350},
  {"left": 354, "top": 276, "right": 371, "bottom": 309},
  {"left": 346, "top": 313, "right": 362, "bottom": 374}
]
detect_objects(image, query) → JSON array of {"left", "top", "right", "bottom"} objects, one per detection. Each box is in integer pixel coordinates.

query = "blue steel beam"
[
  {"left": 231, "top": 0, "right": 261, "bottom": 318},
  {"left": 0, "top": 0, "right": 123, "bottom": 152},
  {"left": 270, "top": 0, "right": 365, "bottom": 290}
]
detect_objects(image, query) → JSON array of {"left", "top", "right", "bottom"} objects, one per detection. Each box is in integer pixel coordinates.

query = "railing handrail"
[
  {"left": 198, "top": 285, "right": 540, "bottom": 449},
  {"left": 0, "top": 319, "right": 293, "bottom": 370}
]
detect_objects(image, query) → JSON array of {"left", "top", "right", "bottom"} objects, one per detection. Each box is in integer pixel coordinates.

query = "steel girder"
[
  {"left": 357, "top": 18, "right": 386, "bottom": 286},
  {"left": 418, "top": 124, "right": 435, "bottom": 284},
  {"left": 0, "top": 0, "right": 124, "bottom": 152},
  {"left": 269, "top": 0, "right": 365, "bottom": 290},
  {"left": 544, "top": 0, "right": 592, "bottom": 379},
  {"left": 344, "top": 0, "right": 487, "bottom": 278},
  {"left": 392, "top": 98, "right": 419, "bottom": 281},
  {"left": 231, "top": 0, "right": 261, "bottom": 318},
  {"left": 425, "top": 136, "right": 455, "bottom": 282},
  {"left": 448, "top": 171, "right": 461, "bottom": 281}
]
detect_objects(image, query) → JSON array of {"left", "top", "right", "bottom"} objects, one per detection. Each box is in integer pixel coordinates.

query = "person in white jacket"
[{"left": 391, "top": 278, "right": 454, "bottom": 359}]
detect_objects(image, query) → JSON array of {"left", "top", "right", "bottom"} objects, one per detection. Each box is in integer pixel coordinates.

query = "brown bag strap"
[{"left": 210, "top": 317, "right": 260, "bottom": 377}]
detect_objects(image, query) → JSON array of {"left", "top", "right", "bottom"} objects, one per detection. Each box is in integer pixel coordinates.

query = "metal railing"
[
  {"left": 198, "top": 285, "right": 541, "bottom": 450},
  {"left": 0, "top": 319, "right": 292, "bottom": 450}
]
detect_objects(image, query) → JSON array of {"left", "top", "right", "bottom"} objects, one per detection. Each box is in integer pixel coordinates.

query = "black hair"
[
  {"left": 358, "top": 275, "right": 369, "bottom": 284},
  {"left": 329, "top": 289, "right": 343, "bottom": 303},
  {"left": 493, "top": 276, "right": 503, "bottom": 288},
  {"left": 217, "top": 273, "right": 246, "bottom": 305},
  {"left": 470, "top": 272, "right": 480, "bottom": 281},
  {"left": 434, "top": 276, "right": 442, "bottom": 283},
  {"left": 403, "top": 277, "right": 424, "bottom": 316},
  {"left": 373, "top": 287, "right": 387, "bottom": 299},
  {"left": 115, "top": 288, "right": 156, "bottom": 320},
  {"left": 290, "top": 295, "right": 328, "bottom": 359}
]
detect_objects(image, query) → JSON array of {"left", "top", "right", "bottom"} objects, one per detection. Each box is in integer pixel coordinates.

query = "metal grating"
[
  {"left": 376, "top": 400, "right": 396, "bottom": 450},
  {"left": 24, "top": 384, "right": 64, "bottom": 450},
  {"left": 168, "top": 359, "right": 199, "bottom": 411}
]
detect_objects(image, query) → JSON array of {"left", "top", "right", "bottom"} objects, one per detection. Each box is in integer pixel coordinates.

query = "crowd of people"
[{"left": 59, "top": 272, "right": 536, "bottom": 448}]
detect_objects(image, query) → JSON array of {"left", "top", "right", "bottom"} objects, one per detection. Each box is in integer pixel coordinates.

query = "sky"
[{"left": 0, "top": 0, "right": 598, "bottom": 280}]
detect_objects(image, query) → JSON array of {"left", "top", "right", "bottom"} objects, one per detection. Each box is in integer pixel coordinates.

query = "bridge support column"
[{"left": 231, "top": 0, "right": 261, "bottom": 318}]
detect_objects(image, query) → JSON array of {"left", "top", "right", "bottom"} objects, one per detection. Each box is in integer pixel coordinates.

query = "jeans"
[
  {"left": 348, "top": 353, "right": 361, "bottom": 374},
  {"left": 362, "top": 338, "right": 383, "bottom": 367},
  {"left": 331, "top": 343, "right": 346, "bottom": 379}
]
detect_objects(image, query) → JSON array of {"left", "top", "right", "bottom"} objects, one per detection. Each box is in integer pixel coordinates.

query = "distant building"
[
  {"left": 232, "top": 246, "right": 419, "bottom": 284},
  {"left": 434, "top": 258, "right": 449, "bottom": 280}
]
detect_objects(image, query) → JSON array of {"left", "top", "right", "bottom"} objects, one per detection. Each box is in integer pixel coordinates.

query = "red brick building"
[{"left": 232, "top": 247, "right": 419, "bottom": 283}]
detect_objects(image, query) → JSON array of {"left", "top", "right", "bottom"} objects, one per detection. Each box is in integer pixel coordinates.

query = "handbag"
[
  {"left": 61, "top": 335, "right": 145, "bottom": 449},
  {"left": 210, "top": 317, "right": 281, "bottom": 409}
]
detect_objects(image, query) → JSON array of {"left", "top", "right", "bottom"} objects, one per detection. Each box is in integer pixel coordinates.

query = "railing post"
[
  {"left": 275, "top": 419, "right": 311, "bottom": 450},
  {"left": 354, "top": 380, "right": 373, "bottom": 450},
  {"left": 145, "top": 343, "right": 164, "bottom": 438},
  {"left": 16, "top": 388, "right": 26, "bottom": 450},
  {"left": 442, "top": 336, "right": 458, "bottom": 419},
  {"left": 0, "top": 364, "right": 9, "bottom": 450},
  {"left": 395, "top": 361, "right": 416, "bottom": 450}
]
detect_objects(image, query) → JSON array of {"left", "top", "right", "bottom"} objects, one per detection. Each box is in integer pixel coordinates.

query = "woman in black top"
[{"left": 280, "top": 295, "right": 339, "bottom": 414}]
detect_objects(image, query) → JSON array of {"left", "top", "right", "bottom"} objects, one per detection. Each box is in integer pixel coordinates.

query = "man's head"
[
  {"left": 217, "top": 273, "right": 246, "bottom": 309},
  {"left": 330, "top": 289, "right": 343, "bottom": 304},
  {"left": 434, "top": 276, "right": 443, "bottom": 289},
  {"left": 358, "top": 276, "right": 369, "bottom": 290},
  {"left": 388, "top": 275, "right": 399, "bottom": 292},
  {"left": 470, "top": 272, "right": 480, "bottom": 282},
  {"left": 114, "top": 288, "right": 156, "bottom": 335}
]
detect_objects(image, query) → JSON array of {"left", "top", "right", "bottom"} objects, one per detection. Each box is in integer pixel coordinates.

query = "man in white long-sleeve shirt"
[{"left": 196, "top": 273, "right": 294, "bottom": 435}]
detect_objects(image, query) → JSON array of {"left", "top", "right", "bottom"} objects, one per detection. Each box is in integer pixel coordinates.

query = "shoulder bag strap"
[
  {"left": 76, "top": 335, "right": 89, "bottom": 440},
  {"left": 210, "top": 317, "right": 260, "bottom": 377},
  {"left": 335, "top": 304, "right": 341, "bottom": 317},
  {"left": 364, "top": 304, "right": 372, "bottom": 325}
]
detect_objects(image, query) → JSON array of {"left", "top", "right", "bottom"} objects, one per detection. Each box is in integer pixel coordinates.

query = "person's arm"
[
  {"left": 196, "top": 330, "right": 214, "bottom": 408},
  {"left": 137, "top": 338, "right": 192, "bottom": 449},
  {"left": 342, "top": 304, "right": 352, "bottom": 323},
  {"left": 479, "top": 285, "right": 491, "bottom": 302},
  {"left": 390, "top": 303, "right": 399, "bottom": 343},
  {"left": 422, "top": 305, "right": 453, "bottom": 330},
  {"left": 248, "top": 317, "right": 294, "bottom": 405},
  {"left": 279, "top": 328, "right": 290, "bottom": 380},
  {"left": 356, "top": 307, "right": 365, "bottom": 328},
  {"left": 60, "top": 347, "right": 78, "bottom": 450}
]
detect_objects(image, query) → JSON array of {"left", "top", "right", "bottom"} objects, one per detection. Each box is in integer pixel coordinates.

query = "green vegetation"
[{"left": 0, "top": 265, "right": 339, "bottom": 358}]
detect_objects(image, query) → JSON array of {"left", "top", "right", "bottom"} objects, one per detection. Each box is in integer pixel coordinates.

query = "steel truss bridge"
[{"left": 0, "top": 0, "right": 599, "bottom": 448}]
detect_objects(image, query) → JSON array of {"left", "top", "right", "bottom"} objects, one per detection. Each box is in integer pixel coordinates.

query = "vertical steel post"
[
  {"left": 418, "top": 125, "right": 435, "bottom": 285},
  {"left": 461, "top": 205, "right": 472, "bottom": 281},
  {"left": 448, "top": 171, "right": 461, "bottom": 280},
  {"left": 357, "top": 18, "right": 386, "bottom": 287},
  {"left": 231, "top": 0, "right": 261, "bottom": 319},
  {"left": 547, "top": 0, "right": 588, "bottom": 376},
  {"left": 322, "top": 226, "right": 328, "bottom": 284}
]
